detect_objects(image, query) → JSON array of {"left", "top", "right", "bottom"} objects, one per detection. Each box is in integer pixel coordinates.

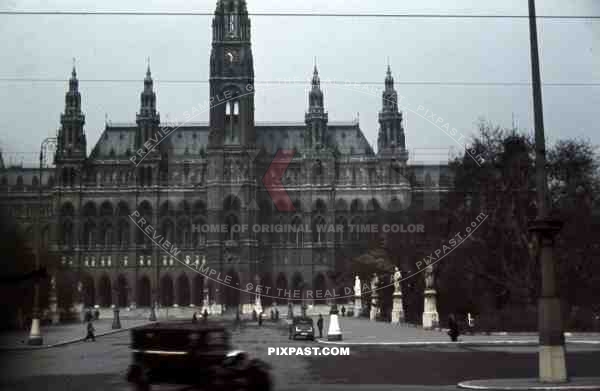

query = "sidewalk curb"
[
  {"left": 316, "top": 339, "right": 600, "bottom": 347},
  {"left": 0, "top": 322, "right": 151, "bottom": 352},
  {"left": 457, "top": 377, "right": 600, "bottom": 390}
]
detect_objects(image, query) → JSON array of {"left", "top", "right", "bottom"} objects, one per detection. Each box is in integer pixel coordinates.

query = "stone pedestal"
[
  {"left": 49, "top": 301, "right": 59, "bottom": 325},
  {"left": 327, "top": 306, "right": 342, "bottom": 341},
  {"left": 422, "top": 289, "right": 439, "bottom": 329},
  {"left": 353, "top": 296, "right": 361, "bottom": 318},
  {"left": 48, "top": 294, "right": 59, "bottom": 325},
  {"left": 391, "top": 292, "right": 404, "bottom": 324},
  {"left": 27, "top": 318, "right": 42, "bottom": 346}
]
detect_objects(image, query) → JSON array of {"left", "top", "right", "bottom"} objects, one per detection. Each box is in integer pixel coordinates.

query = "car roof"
[
  {"left": 132, "top": 321, "right": 228, "bottom": 332},
  {"left": 293, "top": 317, "right": 313, "bottom": 322}
]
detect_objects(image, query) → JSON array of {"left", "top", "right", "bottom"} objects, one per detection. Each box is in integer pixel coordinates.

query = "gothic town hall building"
[{"left": 0, "top": 0, "right": 452, "bottom": 320}]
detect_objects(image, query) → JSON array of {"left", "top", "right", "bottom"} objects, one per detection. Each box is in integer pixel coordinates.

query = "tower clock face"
[{"left": 224, "top": 48, "right": 240, "bottom": 64}]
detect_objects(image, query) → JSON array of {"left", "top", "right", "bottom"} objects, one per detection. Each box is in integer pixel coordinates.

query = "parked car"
[
  {"left": 289, "top": 316, "right": 315, "bottom": 340},
  {"left": 126, "top": 321, "right": 271, "bottom": 390}
]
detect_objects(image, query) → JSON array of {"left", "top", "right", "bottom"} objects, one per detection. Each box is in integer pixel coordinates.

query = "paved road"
[{"left": 0, "top": 321, "right": 598, "bottom": 391}]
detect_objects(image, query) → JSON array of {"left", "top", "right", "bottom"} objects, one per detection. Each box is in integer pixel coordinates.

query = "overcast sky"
[{"left": 0, "top": 0, "right": 598, "bottom": 166}]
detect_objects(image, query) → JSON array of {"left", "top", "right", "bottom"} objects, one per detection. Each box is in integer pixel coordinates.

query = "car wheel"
[{"left": 246, "top": 360, "right": 272, "bottom": 391}]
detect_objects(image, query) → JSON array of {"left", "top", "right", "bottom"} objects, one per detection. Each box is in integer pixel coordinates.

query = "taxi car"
[{"left": 288, "top": 316, "right": 315, "bottom": 340}]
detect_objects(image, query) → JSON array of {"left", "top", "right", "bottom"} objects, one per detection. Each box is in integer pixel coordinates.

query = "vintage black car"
[
  {"left": 288, "top": 316, "right": 315, "bottom": 340},
  {"left": 126, "top": 321, "right": 271, "bottom": 390}
]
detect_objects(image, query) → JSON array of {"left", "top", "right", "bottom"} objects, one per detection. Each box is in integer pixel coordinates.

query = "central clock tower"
[
  {"left": 209, "top": 0, "right": 255, "bottom": 147},
  {"left": 206, "top": 0, "right": 259, "bottom": 314}
]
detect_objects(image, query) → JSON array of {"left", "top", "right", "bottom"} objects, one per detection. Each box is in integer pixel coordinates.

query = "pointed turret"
[
  {"left": 378, "top": 64, "right": 406, "bottom": 160},
  {"left": 136, "top": 60, "right": 160, "bottom": 153},
  {"left": 56, "top": 60, "right": 86, "bottom": 160},
  {"left": 305, "top": 63, "right": 328, "bottom": 148}
]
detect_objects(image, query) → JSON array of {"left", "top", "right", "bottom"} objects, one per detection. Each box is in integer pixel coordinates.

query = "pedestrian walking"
[
  {"left": 447, "top": 314, "right": 460, "bottom": 342},
  {"left": 192, "top": 312, "right": 197, "bottom": 323},
  {"left": 270, "top": 309, "right": 274, "bottom": 321},
  {"left": 202, "top": 309, "right": 208, "bottom": 323},
  {"left": 341, "top": 306, "right": 346, "bottom": 317},
  {"left": 94, "top": 308, "right": 100, "bottom": 320},
  {"left": 317, "top": 314, "right": 324, "bottom": 338},
  {"left": 275, "top": 308, "right": 279, "bottom": 321},
  {"left": 84, "top": 321, "right": 95, "bottom": 342},
  {"left": 258, "top": 312, "right": 263, "bottom": 327}
]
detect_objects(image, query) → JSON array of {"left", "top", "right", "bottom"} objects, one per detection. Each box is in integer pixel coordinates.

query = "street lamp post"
[
  {"left": 527, "top": 0, "right": 567, "bottom": 382},
  {"left": 149, "top": 253, "right": 158, "bottom": 321},
  {"left": 112, "top": 274, "right": 122, "bottom": 329},
  {"left": 28, "top": 137, "right": 57, "bottom": 345}
]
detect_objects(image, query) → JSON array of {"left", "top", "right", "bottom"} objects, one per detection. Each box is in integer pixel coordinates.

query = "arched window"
[
  {"left": 225, "top": 214, "right": 239, "bottom": 241},
  {"left": 312, "top": 216, "right": 326, "bottom": 243},
  {"left": 117, "top": 220, "right": 129, "bottom": 248},
  {"left": 224, "top": 98, "right": 240, "bottom": 144},
  {"left": 290, "top": 216, "right": 303, "bottom": 248}
]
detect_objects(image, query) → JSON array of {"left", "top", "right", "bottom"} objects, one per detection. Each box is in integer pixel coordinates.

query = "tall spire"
[
  {"left": 305, "top": 63, "right": 328, "bottom": 148},
  {"left": 140, "top": 61, "right": 156, "bottom": 112},
  {"left": 57, "top": 63, "right": 86, "bottom": 160},
  {"left": 69, "top": 57, "right": 79, "bottom": 94},
  {"left": 385, "top": 63, "right": 394, "bottom": 88},
  {"left": 144, "top": 57, "right": 153, "bottom": 93},
  {"left": 309, "top": 60, "right": 323, "bottom": 106},
  {"left": 312, "top": 62, "right": 321, "bottom": 89},
  {"left": 136, "top": 62, "right": 160, "bottom": 152},
  {"left": 382, "top": 64, "right": 397, "bottom": 113},
  {"left": 378, "top": 63, "right": 406, "bottom": 160}
]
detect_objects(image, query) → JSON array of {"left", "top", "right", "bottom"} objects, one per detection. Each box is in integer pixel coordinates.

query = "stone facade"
[{"left": 0, "top": 0, "right": 452, "bottom": 318}]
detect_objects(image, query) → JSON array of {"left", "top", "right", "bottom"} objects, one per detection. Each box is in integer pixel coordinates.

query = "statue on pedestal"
[
  {"left": 424, "top": 265, "right": 434, "bottom": 290},
  {"left": 422, "top": 265, "right": 438, "bottom": 329},
  {"left": 353, "top": 275, "right": 362, "bottom": 318},
  {"left": 371, "top": 273, "right": 379, "bottom": 292}
]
